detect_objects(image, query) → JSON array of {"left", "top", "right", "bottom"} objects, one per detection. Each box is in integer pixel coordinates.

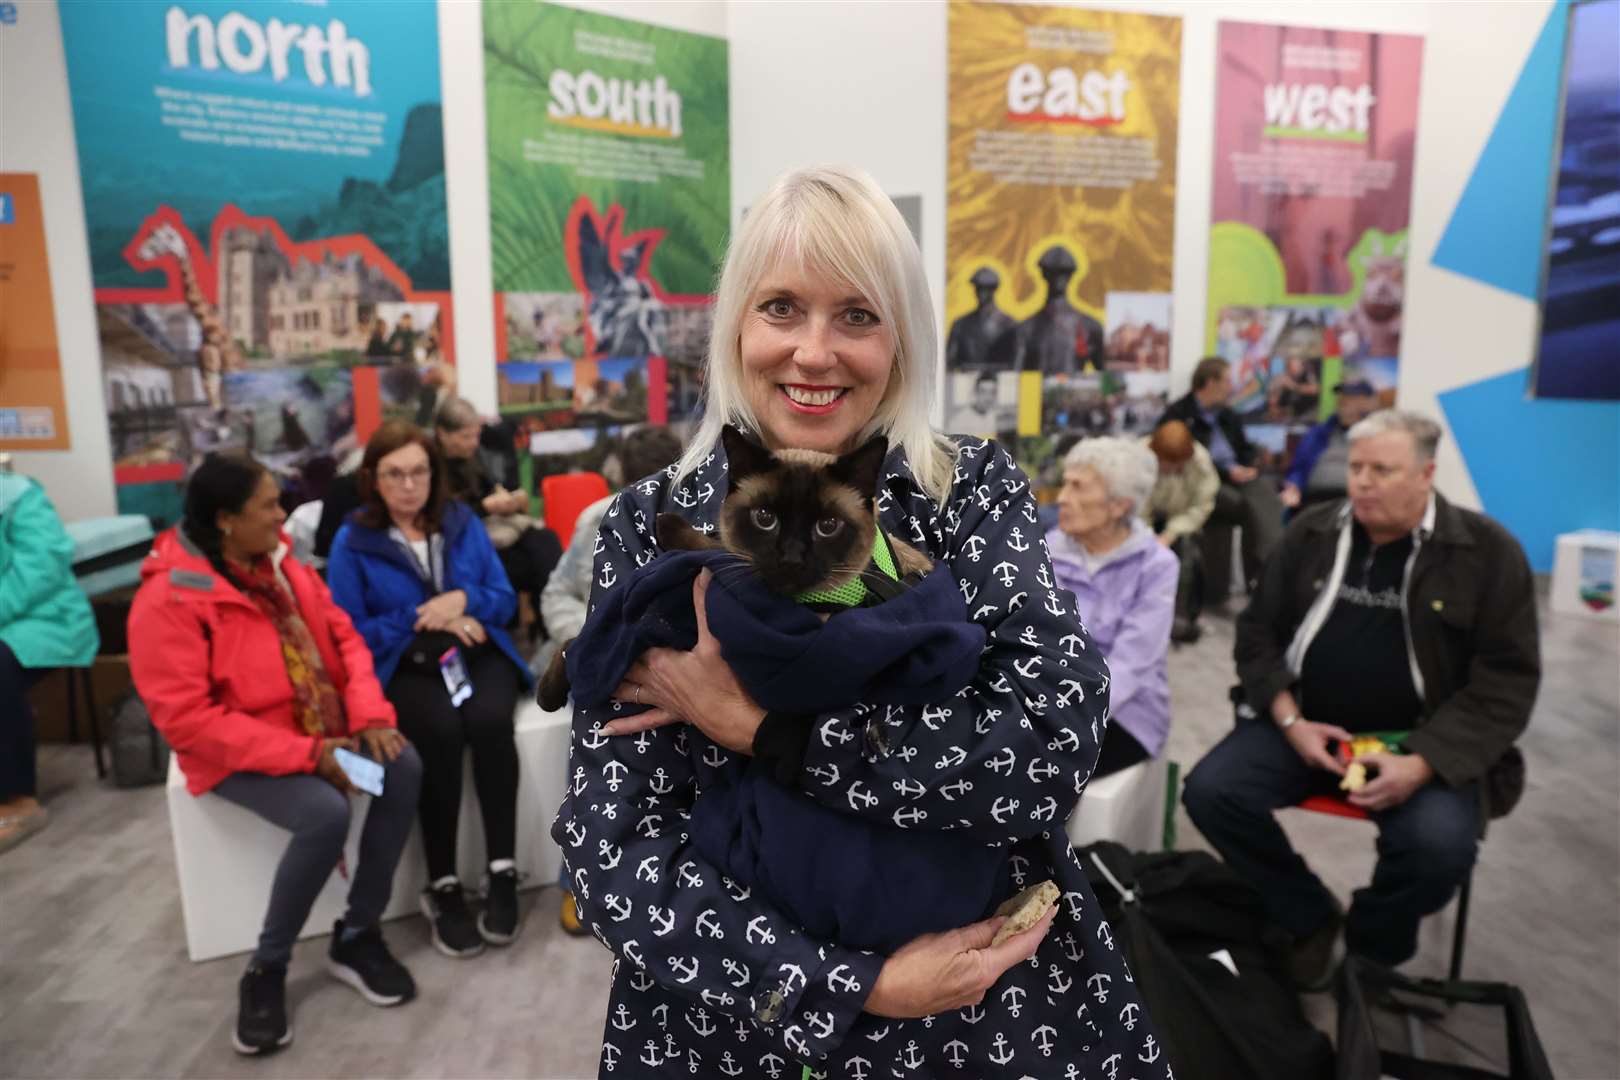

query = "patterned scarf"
[{"left": 232, "top": 557, "right": 346, "bottom": 738}]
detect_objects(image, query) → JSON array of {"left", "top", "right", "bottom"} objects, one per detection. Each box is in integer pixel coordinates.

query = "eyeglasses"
[{"left": 378, "top": 465, "right": 432, "bottom": 487}]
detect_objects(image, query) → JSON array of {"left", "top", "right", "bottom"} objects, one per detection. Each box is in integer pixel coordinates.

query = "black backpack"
[{"left": 107, "top": 689, "right": 170, "bottom": 788}]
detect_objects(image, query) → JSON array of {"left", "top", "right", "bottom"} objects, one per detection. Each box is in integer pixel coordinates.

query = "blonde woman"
[{"left": 552, "top": 166, "right": 1167, "bottom": 1078}]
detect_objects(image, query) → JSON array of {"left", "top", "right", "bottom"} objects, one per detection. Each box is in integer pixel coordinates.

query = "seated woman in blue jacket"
[{"left": 328, "top": 421, "right": 534, "bottom": 957}]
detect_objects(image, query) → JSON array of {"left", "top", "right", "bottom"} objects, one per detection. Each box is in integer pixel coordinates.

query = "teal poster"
[{"left": 59, "top": 0, "right": 455, "bottom": 523}]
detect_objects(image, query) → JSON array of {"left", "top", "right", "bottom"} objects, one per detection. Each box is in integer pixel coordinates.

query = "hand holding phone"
[{"left": 333, "top": 747, "right": 385, "bottom": 797}]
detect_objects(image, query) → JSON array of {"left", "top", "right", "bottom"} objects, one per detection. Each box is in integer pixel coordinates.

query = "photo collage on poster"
[
  {"left": 486, "top": 1, "right": 728, "bottom": 486},
  {"left": 945, "top": 2, "right": 1182, "bottom": 494},
  {"left": 59, "top": 1, "right": 455, "bottom": 525},
  {"left": 1206, "top": 21, "right": 1423, "bottom": 470}
]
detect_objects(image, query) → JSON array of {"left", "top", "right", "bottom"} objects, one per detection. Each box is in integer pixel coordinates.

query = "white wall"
[
  {"left": 0, "top": 0, "right": 116, "bottom": 521},
  {"left": 727, "top": 0, "right": 1547, "bottom": 505}
]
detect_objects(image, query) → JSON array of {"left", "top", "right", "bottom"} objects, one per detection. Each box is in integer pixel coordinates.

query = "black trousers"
[
  {"left": 497, "top": 527, "right": 562, "bottom": 624},
  {"left": 387, "top": 643, "right": 523, "bottom": 881},
  {"left": 1092, "top": 722, "right": 1150, "bottom": 779},
  {"left": 0, "top": 642, "right": 43, "bottom": 801}
]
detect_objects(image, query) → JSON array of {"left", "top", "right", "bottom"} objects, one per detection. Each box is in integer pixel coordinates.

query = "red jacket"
[{"left": 129, "top": 527, "right": 397, "bottom": 795}]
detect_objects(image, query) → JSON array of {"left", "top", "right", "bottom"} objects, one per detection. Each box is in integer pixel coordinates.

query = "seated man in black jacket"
[
  {"left": 1182, "top": 409, "right": 1539, "bottom": 989},
  {"left": 1158, "top": 357, "right": 1284, "bottom": 599}
]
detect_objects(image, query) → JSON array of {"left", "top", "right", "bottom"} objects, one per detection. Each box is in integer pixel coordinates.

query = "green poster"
[{"left": 485, "top": 1, "right": 728, "bottom": 433}]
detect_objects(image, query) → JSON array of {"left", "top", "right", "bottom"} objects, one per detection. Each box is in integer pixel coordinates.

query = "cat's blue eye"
[
  {"left": 815, "top": 517, "right": 844, "bottom": 539},
  {"left": 751, "top": 507, "right": 778, "bottom": 531}
]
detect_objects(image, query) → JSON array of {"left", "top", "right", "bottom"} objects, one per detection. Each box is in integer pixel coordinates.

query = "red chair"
[
  {"left": 542, "top": 471, "right": 610, "bottom": 550},
  {"left": 1294, "top": 794, "right": 1474, "bottom": 982}
]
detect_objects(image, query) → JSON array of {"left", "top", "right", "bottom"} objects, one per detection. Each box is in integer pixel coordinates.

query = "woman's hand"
[
  {"left": 449, "top": 616, "right": 487, "bottom": 649},
  {"left": 864, "top": 906, "right": 1058, "bottom": 1019},
  {"left": 415, "top": 589, "right": 468, "bottom": 631},
  {"left": 356, "top": 727, "right": 407, "bottom": 763},
  {"left": 600, "top": 570, "right": 766, "bottom": 753},
  {"left": 314, "top": 736, "right": 358, "bottom": 794}
]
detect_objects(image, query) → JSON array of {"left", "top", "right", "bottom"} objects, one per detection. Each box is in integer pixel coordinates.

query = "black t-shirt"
[{"left": 1298, "top": 522, "right": 1424, "bottom": 733}]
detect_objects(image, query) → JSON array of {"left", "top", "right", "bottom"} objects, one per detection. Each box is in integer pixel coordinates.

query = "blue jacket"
[
  {"left": 1286, "top": 416, "right": 1346, "bottom": 493},
  {"left": 327, "top": 501, "right": 531, "bottom": 689}
]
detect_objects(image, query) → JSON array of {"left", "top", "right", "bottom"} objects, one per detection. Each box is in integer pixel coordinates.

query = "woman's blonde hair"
[{"left": 674, "top": 164, "right": 955, "bottom": 503}]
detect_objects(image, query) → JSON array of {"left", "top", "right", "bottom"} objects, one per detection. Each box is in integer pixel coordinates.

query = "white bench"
[
  {"left": 1066, "top": 757, "right": 1169, "bottom": 855},
  {"left": 166, "top": 700, "right": 572, "bottom": 962}
]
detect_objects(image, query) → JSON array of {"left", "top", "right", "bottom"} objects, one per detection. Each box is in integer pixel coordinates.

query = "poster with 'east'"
[{"left": 947, "top": 0, "right": 1181, "bottom": 491}]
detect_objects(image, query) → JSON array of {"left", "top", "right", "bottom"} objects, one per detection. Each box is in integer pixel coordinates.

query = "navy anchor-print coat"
[{"left": 552, "top": 436, "right": 1173, "bottom": 1079}]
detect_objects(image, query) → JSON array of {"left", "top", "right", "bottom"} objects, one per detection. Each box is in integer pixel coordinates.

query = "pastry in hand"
[{"left": 991, "top": 879, "right": 1059, "bottom": 946}]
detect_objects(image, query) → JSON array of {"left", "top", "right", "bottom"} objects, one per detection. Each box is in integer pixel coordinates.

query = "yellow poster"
[
  {"left": 0, "top": 173, "right": 70, "bottom": 449},
  {"left": 946, "top": 1, "right": 1180, "bottom": 482}
]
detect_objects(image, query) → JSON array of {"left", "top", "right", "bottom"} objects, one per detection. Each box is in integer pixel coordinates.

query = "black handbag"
[{"left": 107, "top": 689, "right": 170, "bottom": 788}]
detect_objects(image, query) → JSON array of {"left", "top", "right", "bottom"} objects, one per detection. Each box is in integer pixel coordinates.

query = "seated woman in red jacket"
[{"left": 128, "top": 451, "right": 423, "bottom": 1059}]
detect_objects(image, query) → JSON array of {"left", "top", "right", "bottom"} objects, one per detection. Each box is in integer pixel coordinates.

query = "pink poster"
[{"left": 1206, "top": 21, "right": 1424, "bottom": 458}]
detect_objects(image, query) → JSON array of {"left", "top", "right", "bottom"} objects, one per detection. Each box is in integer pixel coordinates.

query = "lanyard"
[{"left": 390, "top": 528, "right": 442, "bottom": 593}]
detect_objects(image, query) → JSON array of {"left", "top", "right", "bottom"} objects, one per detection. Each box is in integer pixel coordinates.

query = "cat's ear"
[
  {"left": 721, "top": 424, "right": 773, "bottom": 491},
  {"left": 831, "top": 434, "right": 889, "bottom": 504}
]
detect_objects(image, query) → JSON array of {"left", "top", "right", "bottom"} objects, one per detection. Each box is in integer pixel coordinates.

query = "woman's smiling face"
[{"left": 739, "top": 263, "right": 894, "bottom": 456}]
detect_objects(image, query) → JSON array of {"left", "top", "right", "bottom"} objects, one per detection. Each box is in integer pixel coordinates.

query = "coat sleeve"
[
  {"left": 128, "top": 582, "right": 320, "bottom": 775},
  {"left": 1404, "top": 528, "right": 1540, "bottom": 787},
  {"left": 0, "top": 483, "right": 77, "bottom": 629},
  {"left": 795, "top": 441, "right": 1112, "bottom": 845},
  {"left": 538, "top": 505, "right": 601, "bottom": 644},
  {"left": 1160, "top": 445, "right": 1219, "bottom": 544},
  {"left": 1104, "top": 550, "right": 1177, "bottom": 719},
  {"left": 553, "top": 489, "right": 885, "bottom": 1067},
  {"left": 326, "top": 528, "right": 419, "bottom": 659},
  {"left": 1235, "top": 516, "right": 1310, "bottom": 714},
  {"left": 454, "top": 513, "right": 518, "bottom": 629},
  {"left": 305, "top": 567, "right": 396, "bottom": 732}
]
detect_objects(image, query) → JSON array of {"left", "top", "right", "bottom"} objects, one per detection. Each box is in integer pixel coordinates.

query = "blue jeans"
[{"left": 1183, "top": 720, "right": 1478, "bottom": 967}]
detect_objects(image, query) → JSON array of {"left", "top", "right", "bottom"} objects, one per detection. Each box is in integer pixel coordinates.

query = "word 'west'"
[
  {"left": 1006, "top": 63, "right": 1130, "bottom": 125},
  {"left": 1262, "top": 82, "right": 1377, "bottom": 137},
  {"left": 165, "top": 7, "right": 372, "bottom": 97},
  {"left": 547, "top": 70, "right": 683, "bottom": 138}
]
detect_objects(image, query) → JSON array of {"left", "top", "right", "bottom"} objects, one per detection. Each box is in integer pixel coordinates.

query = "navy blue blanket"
[
  {"left": 566, "top": 548, "right": 987, "bottom": 713},
  {"left": 565, "top": 547, "right": 1006, "bottom": 953}
]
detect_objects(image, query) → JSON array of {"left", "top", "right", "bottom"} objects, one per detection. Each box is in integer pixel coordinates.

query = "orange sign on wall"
[{"left": 0, "top": 173, "right": 70, "bottom": 450}]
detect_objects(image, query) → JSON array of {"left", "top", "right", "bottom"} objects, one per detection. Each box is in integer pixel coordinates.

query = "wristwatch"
[{"left": 1275, "top": 712, "right": 1301, "bottom": 731}]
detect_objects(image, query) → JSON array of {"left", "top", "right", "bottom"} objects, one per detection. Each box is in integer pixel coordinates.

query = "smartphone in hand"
[{"left": 333, "top": 747, "right": 385, "bottom": 796}]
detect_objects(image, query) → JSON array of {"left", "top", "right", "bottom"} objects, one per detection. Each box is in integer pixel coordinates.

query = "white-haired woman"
[
  {"left": 1048, "top": 437, "right": 1179, "bottom": 778},
  {"left": 552, "top": 166, "right": 1167, "bottom": 1078}
]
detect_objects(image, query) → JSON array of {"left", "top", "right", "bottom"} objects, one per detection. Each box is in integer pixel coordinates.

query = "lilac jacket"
[{"left": 1047, "top": 519, "right": 1178, "bottom": 757}]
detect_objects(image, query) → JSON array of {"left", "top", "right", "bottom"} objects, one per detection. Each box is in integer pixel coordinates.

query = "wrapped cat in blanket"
[{"left": 540, "top": 426, "right": 1058, "bottom": 953}]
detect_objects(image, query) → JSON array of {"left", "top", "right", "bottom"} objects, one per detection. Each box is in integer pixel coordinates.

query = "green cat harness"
[{"left": 794, "top": 526, "right": 919, "bottom": 611}]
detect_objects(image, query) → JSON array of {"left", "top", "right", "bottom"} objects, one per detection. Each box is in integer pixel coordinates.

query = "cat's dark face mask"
[{"left": 719, "top": 426, "right": 888, "bottom": 597}]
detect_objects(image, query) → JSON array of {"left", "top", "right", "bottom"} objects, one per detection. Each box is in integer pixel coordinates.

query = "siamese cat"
[{"left": 536, "top": 426, "right": 931, "bottom": 711}]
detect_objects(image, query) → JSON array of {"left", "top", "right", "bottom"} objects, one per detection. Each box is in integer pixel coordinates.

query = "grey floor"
[{"left": 1, "top": 598, "right": 1615, "bottom": 1079}]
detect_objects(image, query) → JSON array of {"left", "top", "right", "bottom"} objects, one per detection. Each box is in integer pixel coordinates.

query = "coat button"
[
  {"left": 755, "top": 988, "right": 786, "bottom": 1023},
  {"left": 864, "top": 721, "right": 889, "bottom": 759},
  {"left": 1432, "top": 599, "right": 1444, "bottom": 611}
]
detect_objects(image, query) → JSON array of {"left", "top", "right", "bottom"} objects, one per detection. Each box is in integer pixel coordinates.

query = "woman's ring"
[{"left": 634, "top": 684, "right": 643, "bottom": 704}]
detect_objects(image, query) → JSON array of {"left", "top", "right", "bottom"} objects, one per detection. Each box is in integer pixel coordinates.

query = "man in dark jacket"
[
  {"left": 1157, "top": 357, "right": 1283, "bottom": 599},
  {"left": 1182, "top": 410, "right": 1539, "bottom": 989}
]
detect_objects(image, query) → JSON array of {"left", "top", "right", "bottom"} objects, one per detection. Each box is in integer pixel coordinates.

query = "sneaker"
[
  {"left": 1289, "top": 905, "right": 1345, "bottom": 992},
  {"left": 1170, "top": 617, "right": 1202, "bottom": 645},
  {"left": 327, "top": 920, "right": 416, "bottom": 1005},
  {"left": 479, "top": 867, "right": 523, "bottom": 945},
  {"left": 420, "top": 880, "right": 485, "bottom": 958},
  {"left": 558, "top": 889, "right": 588, "bottom": 937},
  {"left": 232, "top": 963, "right": 292, "bottom": 1056}
]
